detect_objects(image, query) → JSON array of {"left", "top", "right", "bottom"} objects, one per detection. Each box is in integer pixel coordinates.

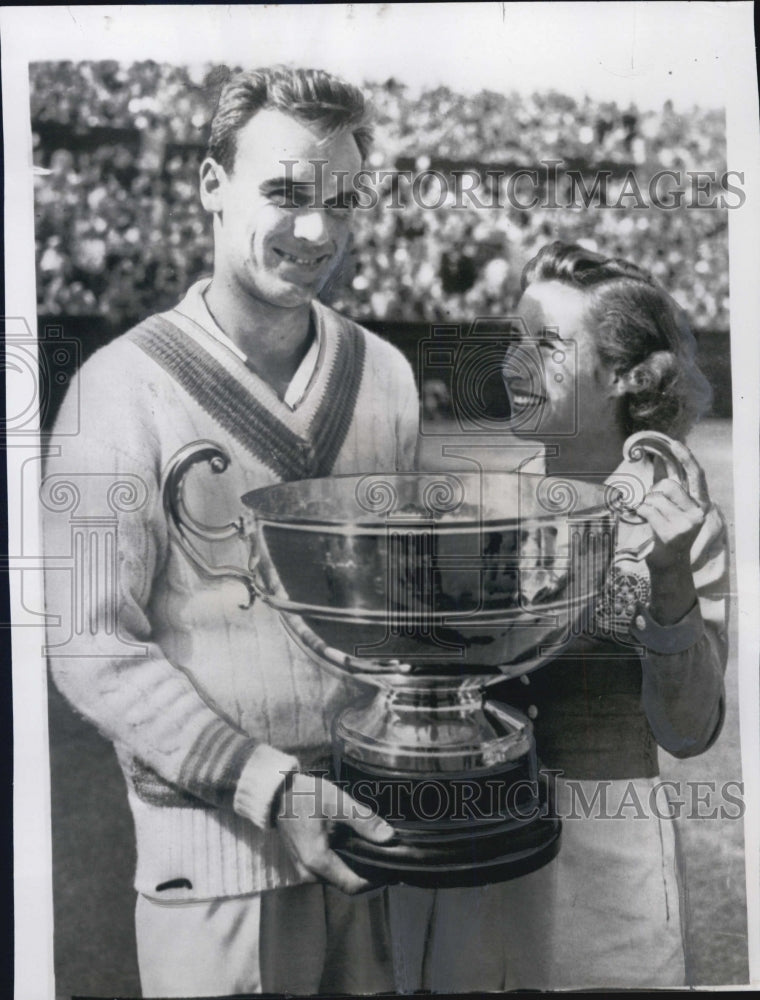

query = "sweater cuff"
[
  {"left": 630, "top": 600, "right": 705, "bottom": 656},
  {"left": 233, "top": 744, "right": 300, "bottom": 831}
]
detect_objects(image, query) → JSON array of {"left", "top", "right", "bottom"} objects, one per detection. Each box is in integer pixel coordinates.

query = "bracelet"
[{"left": 629, "top": 601, "right": 705, "bottom": 655}]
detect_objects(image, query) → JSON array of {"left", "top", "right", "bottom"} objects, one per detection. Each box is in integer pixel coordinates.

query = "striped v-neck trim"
[
  {"left": 127, "top": 308, "right": 366, "bottom": 481},
  {"left": 165, "top": 298, "right": 320, "bottom": 423},
  {"left": 173, "top": 279, "right": 325, "bottom": 413}
]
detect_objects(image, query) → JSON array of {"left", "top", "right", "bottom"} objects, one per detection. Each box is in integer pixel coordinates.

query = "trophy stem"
[{"left": 335, "top": 682, "right": 533, "bottom": 773}]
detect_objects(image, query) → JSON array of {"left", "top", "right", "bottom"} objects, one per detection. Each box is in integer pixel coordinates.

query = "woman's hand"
[
  {"left": 637, "top": 475, "right": 709, "bottom": 625},
  {"left": 638, "top": 476, "right": 706, "bottom": 570}
]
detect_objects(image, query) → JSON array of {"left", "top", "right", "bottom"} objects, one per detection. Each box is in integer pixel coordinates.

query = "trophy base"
[
  {"left": 328, "top": 760, "right": 560, "bottom": 888},
  {"left": 333, "top": 805, "right": 560, "bottom": 888}
]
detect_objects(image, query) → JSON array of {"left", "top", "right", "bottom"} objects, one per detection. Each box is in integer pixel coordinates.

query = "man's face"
[{"left": 202, "top": 108, "right": 362, "bottom": 309}]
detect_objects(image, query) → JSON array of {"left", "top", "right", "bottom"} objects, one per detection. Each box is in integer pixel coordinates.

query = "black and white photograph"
[{"left": 3, "top": 4, "right": 759, "bottom": 997}]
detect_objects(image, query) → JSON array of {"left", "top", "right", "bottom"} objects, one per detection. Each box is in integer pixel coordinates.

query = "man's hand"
[
  {"left": 637, "top": 474, "right": 708, "bottom": 625},
  {"left": 274, "top": 772, "right": 395, "bottom": 894}
]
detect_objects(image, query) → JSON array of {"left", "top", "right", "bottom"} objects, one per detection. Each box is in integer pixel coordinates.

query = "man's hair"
[
  {"left": 522, "top": 241, "right": 712, "bottom": 439},
  {"left": 207, "top": 66, "right": 373, "bottom": 172}
]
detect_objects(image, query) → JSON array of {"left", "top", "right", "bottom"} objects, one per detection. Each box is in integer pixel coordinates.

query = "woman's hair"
[
  {"left": 521, "top": 241, "right": 713, "bottom": 439},
  {"left": 207, "top": 66, "right": 373, "bottom": 173}
]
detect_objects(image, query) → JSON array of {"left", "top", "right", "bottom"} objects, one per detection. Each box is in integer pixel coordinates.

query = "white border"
[
  {"left": 725, "top": 3, "right": 760, "bottom": 987},
  {"left": 2, "top": 4, "right": 758, "bottom": 996},
  {"left": 3, "top": 24, "right": 55, "bottom": 1000}
]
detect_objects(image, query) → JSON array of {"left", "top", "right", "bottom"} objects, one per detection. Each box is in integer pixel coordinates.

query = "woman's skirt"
[{"left": 388, "top": 775, "right": 686, "bottom": 991}]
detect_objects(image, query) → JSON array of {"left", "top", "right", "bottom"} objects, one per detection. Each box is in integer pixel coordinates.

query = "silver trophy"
[{"left": 162, "top": 432, "right": 697, "bottom": 887}]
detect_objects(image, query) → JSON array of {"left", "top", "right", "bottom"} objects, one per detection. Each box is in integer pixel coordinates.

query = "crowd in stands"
[{"left": 32, "top": 61, "right": 730, "bottom": 332}]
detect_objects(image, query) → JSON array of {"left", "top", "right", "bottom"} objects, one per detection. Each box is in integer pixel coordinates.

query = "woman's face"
[{"left": 502, "top": 280, "right": 623, "bottom": 444}]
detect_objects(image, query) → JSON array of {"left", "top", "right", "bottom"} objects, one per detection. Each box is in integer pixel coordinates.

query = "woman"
[{"left": 389, "top": 241, "right": 728, "bottom": 991}]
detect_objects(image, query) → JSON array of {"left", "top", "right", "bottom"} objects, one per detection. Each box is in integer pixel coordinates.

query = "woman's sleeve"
[{"left": 635, "top": 504, "right": 730, "bottom": 758}]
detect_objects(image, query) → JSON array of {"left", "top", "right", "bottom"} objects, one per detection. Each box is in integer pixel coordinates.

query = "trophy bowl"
[{"left": 162, "top": 432, "right": 691, "bottom": 887}]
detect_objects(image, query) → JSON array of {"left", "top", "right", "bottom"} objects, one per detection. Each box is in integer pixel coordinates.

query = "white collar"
[{"left": 175, "top": 278, "right": 322, "bottom": 411}]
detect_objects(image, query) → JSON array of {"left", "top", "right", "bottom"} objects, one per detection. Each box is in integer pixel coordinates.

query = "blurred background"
[
  {"left": 30, "top": 59, "right": 745, "bottom": 996},
  {"left": 32, "top": 61, "right": 732, "bottom": 431}
]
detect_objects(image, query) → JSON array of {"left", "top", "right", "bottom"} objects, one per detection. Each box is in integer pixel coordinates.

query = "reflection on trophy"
[{"left": 162, "top": 432, "right": 691, "bottom": 887}]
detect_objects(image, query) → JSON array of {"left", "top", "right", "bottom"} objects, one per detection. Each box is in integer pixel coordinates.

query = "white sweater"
[{"left": 43, "top": 285, "right": 419, "bottom": 899}]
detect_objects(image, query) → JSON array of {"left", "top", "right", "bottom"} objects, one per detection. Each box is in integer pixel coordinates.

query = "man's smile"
[{"left": 273, "top": 247, "right": 332, "bottom": 268}]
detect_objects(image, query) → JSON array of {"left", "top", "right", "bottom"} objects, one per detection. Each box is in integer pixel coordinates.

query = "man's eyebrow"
[
  {"left": 259, "top": 177, "right": 312, "bottom": 202},
  {"left": 259, "top": 177, "right": 355, "bottom": 209}
]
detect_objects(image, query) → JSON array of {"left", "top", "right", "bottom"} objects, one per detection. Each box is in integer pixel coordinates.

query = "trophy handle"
[
  {"left": 617, "top": 430, "right": 707, "bottom": 561},
  {"left": 162, "top": 441, "right": 259, "bottom": 608}
]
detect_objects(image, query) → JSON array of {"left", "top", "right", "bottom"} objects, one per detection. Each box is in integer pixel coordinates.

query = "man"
[{"left": 43, "top": 66, "right": 419, "bottom": 997}]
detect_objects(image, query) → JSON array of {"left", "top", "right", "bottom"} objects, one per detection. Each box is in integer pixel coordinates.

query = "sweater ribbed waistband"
[{"left": 126, "top": 786, "right": 311, "bottom": 900}]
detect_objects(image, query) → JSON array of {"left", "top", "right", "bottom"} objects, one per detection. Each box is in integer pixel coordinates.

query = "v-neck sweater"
[{"left": 44, "top": 292, "right": 419, "bottom": 899}]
